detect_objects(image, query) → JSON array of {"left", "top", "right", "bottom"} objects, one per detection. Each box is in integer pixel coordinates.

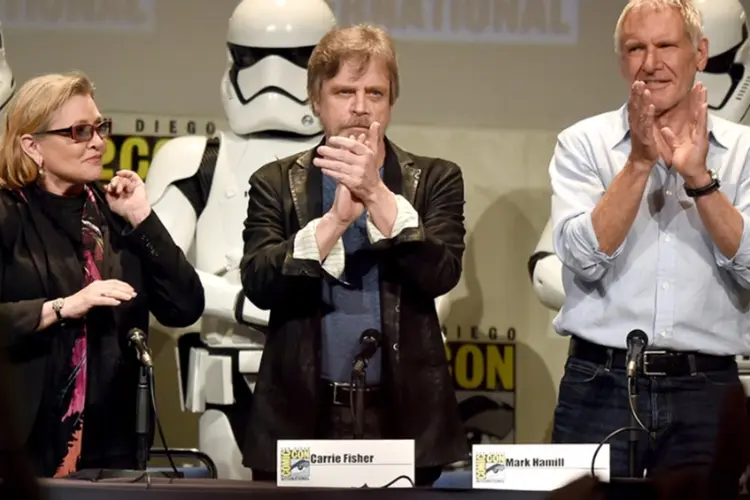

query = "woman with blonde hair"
[{"left": 0, "top": 71, "right": 204, "bottom": 477}]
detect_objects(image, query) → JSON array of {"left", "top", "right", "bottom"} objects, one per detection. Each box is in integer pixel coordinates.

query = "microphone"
[
  {"left": 352, "top": 329, "right": 382, "bottom": 374},
  {"left": 128, "top": 328, "right": 153, "bottom": 368},
  {"left": 625, "top": 329, "right": 649, "bottom": 378}
]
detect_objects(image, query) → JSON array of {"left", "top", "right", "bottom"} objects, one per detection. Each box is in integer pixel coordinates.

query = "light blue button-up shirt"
[{"left": 550, "top": 104, "right": 750, "bottom": 355}]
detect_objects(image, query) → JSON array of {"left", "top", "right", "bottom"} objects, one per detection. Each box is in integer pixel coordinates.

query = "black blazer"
[{"left": 0, "top": 183, "right": 204, "bottom": 456}]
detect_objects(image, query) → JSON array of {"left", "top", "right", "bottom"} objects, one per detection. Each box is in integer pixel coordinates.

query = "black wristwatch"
[{"left": 684, "top": 169, "right": 720, "bottom": 198}]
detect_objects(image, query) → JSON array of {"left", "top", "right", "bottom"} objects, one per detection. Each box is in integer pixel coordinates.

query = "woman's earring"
[{"left": 37, "top": 160, "right": 44, "bottom": 176}]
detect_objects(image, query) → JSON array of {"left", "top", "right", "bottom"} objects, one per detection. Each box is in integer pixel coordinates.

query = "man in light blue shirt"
[{"left": 550, "top": 0, "right": 749, "bottom": 478}]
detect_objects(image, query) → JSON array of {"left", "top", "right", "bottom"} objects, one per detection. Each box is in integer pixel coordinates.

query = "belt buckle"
[
  {"left": 642, "top": 350, "right": 668, "bottom": 376},
  {"left": 331, "top": 382, "right": 349, "bottom": 405}
]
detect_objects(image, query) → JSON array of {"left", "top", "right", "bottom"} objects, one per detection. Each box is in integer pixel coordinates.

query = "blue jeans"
[{"left": 551, "top": 354, "right": 741, "bottom": 478}]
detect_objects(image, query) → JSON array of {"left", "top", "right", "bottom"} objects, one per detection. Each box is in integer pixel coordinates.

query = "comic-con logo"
[
  {"left": 475, "top": 452, "right": 506, "bottom": 483},
  {"left": 280, "top": 447, "right": 311, "bottom": 481}
]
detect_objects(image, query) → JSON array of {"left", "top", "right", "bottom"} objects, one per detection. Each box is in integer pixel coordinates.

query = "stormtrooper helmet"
[
  {"left": 220, "top": 0, "right": 336, "bottom": 136},
  {"left": 696, "top": 0, "right": 750, "bottom": 123}
]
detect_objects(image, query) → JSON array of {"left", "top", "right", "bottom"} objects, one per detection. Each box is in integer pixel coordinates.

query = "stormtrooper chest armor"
[{"left": 194, "top": 130, "right": 323, "bottom": 282}]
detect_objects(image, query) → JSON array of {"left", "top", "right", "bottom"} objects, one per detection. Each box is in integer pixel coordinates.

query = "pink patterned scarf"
[{"left": 53, "top": 185, "right": 103, "bottom": 477}]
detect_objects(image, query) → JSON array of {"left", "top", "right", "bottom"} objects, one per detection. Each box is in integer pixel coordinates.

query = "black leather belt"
[
  {"left": 570, "top": 336, "right": 736, "bottom": 377},
  {"left": 320, "top": 381, "right": 381, "bottom": 407}
]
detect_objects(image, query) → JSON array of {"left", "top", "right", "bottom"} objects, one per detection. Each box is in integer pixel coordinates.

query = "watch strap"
[{"left": 684, "top": 172, "right": 720, "bottom": 198}]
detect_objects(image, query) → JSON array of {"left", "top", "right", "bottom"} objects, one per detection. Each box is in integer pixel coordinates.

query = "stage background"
[{"left": 2, "top": 0, "right": 646, "bottom": 457}]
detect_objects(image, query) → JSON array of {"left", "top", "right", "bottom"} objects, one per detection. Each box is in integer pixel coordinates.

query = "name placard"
[
  {"left": 276, "top": 439, "right": 415, "bottom": 488},
  {"left": 472, "top": 444, "right": 610, "bottom": 491}
]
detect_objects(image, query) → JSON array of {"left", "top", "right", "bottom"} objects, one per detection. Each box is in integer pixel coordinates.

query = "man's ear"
[
  {"left": 696, "top": 36, "right": 709, "bottom": 72},
  {"left": 19, "top": 134, "right": 43, "bottom": 167}
]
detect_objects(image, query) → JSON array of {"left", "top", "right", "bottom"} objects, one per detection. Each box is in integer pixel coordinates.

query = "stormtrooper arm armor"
[
  {"left": 528, "top": 218, "right": 565, "bottom": 312},
  {"left": 152, "top": 188, "right": 266, "bottom": 325},
  {"left": 146, "top": 136, "right": 267, "bottom": 327}
]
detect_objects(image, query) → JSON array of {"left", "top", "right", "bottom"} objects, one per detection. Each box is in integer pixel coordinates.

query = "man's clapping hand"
[
  {"left": 330, "top": 181, "right": 365, "bottom": 226},
  {"left": 318, "top": 131, "right": 371, "bottom": 226},
  {"left": 314, "top": 122, "right": 385, "bottom": 205},
  {"left": 659, "top": 82, "right": 710, "bottom": 184},
  {"left": 628, "top": 80, "right": 660, "bottom": 170},
  {"left": 627, "top": 80, "right": 711, "bottom": 185}
]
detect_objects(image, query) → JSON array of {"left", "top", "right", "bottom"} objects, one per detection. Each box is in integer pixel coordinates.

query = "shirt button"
[
  {"left": 662, "top": 282, "right": 669, "bottom": 290},
  {"left": 394, "top": 305, "right": 400, "bottom": 313},
  {"left": 665, "top": 190, "right": 673, "bottom": 196},
  {"left": 392, "top": 343, "right": 399, "bottom": 351},
  {"left": 664, "top": 235, "right": 671, "bottom": 242}
]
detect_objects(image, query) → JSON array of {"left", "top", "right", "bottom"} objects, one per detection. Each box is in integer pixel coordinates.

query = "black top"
[
  {"left": 34, "top": 185, "right": 85, "bottom": 245},
  {"left": 24, "top": 186, "right": 90, "bottom": 477}
]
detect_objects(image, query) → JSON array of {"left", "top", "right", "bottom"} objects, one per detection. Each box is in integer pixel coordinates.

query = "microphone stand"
[
  {"left": 134, "top": 365, "right": 153, "bottom": 471},
  {"left": 350, "top": 367, "right": 367, "bottom": 440},
  {"left": 349, "top": 330, "right": 382, "bottom": 440},
  {"left": 627, "top": 375, "right": 638, "bottom": 478},
  {"left": 593, "top": 332, "right": 651, "bottom": 481},
  {"left": 626, "top": 347, "right": 648, "bottom": 479}
]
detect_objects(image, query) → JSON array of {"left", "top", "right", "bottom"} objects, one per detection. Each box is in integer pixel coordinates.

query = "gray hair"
[{"left": 614, "top": 0, "right": 704, "bottom": 54}]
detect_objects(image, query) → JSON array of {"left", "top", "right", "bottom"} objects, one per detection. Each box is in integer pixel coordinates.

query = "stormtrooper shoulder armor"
[{"left": 146, "top": 135, "right": 220, "bottom": 209}]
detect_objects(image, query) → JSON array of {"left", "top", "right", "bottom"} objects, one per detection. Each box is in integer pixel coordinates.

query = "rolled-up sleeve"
[
  {"left": 714, "top": 160, "right": 750, "bottom": 288},
  {"left": 366, "top": 195, "right": 419, "bottom": 243},
  {"left": 292, "top": 218, "right": 345, "bottom": 279},
  {"left": 550, "top": 131, "right": 623, "bottom": 283}
]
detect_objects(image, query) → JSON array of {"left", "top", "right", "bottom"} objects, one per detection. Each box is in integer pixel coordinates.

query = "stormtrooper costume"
[
  {"left": 0, "top": 20, "right": 15, "bottom": 112},
  {"left": 144, "top": 0, "right": 336, "bottom": 480},
  {"left": 528, "top": 0, "right": 750, "bottom": 387}
]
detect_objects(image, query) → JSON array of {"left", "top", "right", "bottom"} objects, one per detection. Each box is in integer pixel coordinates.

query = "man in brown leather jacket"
[{"left": 238, "top": 24, "right": 468, "bottom": 485}]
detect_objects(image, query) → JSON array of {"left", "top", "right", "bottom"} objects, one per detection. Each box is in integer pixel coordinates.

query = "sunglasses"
[{"left": 38, "top": 120, "right": 112, "bottom": 142}]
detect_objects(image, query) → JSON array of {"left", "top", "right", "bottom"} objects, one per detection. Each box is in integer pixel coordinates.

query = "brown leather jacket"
[{"left": 239, "top": 138, "right": 469, "bottom": 472}]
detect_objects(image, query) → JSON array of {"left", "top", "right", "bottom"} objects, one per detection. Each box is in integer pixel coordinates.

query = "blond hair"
[
  {"left": 614, "top": 0, "right": 704, "bottom": 54},
  {"left": 307, "top": 24, "right": 400, "bottom": 110},
  {"left": 0, "top": 71, "right": 95, "bottom": 190}
]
